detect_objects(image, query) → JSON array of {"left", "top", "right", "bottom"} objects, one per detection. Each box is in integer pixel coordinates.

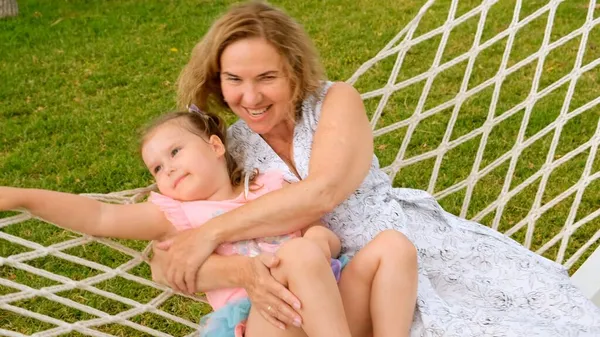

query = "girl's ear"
[{"left": 208, "top": 135, "right": 226, "bottom": 158}]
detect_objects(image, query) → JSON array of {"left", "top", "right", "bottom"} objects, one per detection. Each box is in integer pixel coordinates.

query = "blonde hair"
[
  {"left": 141, "top": 111, "right": 246, "bottom": 186},
  {"left": 177, "top": 1, "right": 325, "bottom": 119}
]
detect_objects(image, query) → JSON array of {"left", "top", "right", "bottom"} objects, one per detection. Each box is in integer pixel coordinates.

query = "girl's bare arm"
[{"left": 0, "top": 187, "right": 174, "bottom": 240}]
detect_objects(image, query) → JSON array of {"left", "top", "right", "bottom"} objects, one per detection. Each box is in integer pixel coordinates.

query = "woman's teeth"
[{"left": 248, "top": 106, "right": 269, "bottom": 116}]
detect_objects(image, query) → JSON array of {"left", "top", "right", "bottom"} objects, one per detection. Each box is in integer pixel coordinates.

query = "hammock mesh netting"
[{"left": 1, "top": 0, "right": 599, "bottom": 336}]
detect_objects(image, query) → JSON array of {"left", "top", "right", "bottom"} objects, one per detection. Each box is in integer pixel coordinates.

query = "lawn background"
[{"left": 1, "top": 0, "right": 599, "bottom": 335}]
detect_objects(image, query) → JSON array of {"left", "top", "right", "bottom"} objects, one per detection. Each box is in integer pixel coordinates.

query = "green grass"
[
  {"left": 1, "top": 0, "right": 599, "bottom": 335},
  {"left": 365, "top": 0, "right": 600, "bottom": 272}
]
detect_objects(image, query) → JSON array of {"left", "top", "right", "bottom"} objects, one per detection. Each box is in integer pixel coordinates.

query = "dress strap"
[{"left": 243, "top": 172, "right": 251, "bottom": 200}]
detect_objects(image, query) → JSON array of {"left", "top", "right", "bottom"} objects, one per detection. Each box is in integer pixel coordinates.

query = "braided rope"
[
  {"left": 1, "top": 187, "right": 206, "bottom": 336},
  {"left": 1, "top": 0, "right": 599, "bottom": 335},
  {"left": 348, "top": 0, "right": 599, "bottom": 267}
]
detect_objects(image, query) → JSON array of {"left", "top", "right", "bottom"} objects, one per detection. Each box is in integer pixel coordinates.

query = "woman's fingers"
[
  {"left": 256, "top": 255, "right": 301, "bottom": 311},
  {"left": 270, "top": 298, "right": 301, "bottom": 327},
  {"left": 261, "top": 277, "right": 301, "bottom": 326},
  {"left": 270, "top": 280, "right": 301, "bottom": 311},
  {"left": 162, "top": 242, "right": 188, "bottom": 292},
  {"left": 158, "top": 228, "right": 216, "bottom": 294},
  {"left": 246, "top": 256, "right": 302, "bottom": 327},
  {"left": 256, "top": 293, "right": 300, "bottom": 329},
  {"left": 154, "top": 238, "right": 173, "bottom": 250},
  {"left": 181, "top": 244, "right": 213, "bottom": 294},
  {"left": 168, "top": 264, "right": 187, "bottom": 293},
  {"left": 184, "top": 266, "right": 198, "bottom": 294},
  {"left": 257, "top": 252, "right": 280, "bottom": 268},
  {"left": 256, "top": 253, "right": 302, "bottom": 326},
  {"left": 259, "top": 309, "right": 286, "bottom": 330}
]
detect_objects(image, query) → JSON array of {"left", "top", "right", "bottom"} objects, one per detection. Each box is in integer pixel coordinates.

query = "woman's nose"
[{"left": 241, "top": 83, "right": 263, "bottom": 107}]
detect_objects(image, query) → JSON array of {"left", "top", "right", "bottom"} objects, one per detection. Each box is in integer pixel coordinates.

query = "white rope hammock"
[{"left": 1, "top": 0, "right": 599, "bottom": 335}]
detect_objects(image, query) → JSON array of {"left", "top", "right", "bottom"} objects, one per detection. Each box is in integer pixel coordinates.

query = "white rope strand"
[{"left": 2, "top": 0, "right": 599, "bottom": 335}]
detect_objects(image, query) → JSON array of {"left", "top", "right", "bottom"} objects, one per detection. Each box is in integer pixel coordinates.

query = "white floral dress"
[{"left": 227, "top": 82, "right": 600, "bottom": 336}]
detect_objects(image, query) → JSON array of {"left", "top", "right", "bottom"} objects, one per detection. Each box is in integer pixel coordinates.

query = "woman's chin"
[{"left": 246, "top": 121, "right": 273, "bottom": 135}]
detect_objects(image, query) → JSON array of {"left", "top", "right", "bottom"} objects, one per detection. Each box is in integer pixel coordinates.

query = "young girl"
[
  {"left": 0, "top": 109, "right": 344, "bottom": 335},
  {"left": 0, "top": 109, "right": 418, "bottom": 337}
]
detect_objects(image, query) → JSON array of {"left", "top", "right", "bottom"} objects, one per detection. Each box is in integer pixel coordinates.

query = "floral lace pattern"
[{"left": 227, "top": 82, "right": 600, "bottom": 336}]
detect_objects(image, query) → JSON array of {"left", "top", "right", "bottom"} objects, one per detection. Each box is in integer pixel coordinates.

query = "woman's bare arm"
[
  {"left": 157, "top": 82, "right": 372, "bottom": 295},
  {"left": 206, "top": 82, "right": 373, "bottom": 243},
  {"left": 151, "top": 249, "right": 249, "bottom": 290},
  {"left": 151, "top": 247, "right": 302, "bottom": 325}
]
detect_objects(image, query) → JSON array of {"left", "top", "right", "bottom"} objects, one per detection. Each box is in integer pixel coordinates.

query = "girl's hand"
[
  {"left": 244, "top": 253, "right": 303, "bottom": 330},
  {"left": 155, "top": 227, "right": 218, "bottom": 294}
]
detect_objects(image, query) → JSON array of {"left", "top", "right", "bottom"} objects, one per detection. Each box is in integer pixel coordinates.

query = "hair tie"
[
  {"left": 187, "top": 103, "right": 201, "bottom": 114},
  {"left": 187, "top": 104, "right": 210, "bottom": 121}
]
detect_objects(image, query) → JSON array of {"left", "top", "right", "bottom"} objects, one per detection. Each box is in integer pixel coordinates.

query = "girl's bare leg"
[
  {"left": 339, "top": 229, "right": 418, "bottom": 337},
  {"left": 245, "top": 307, "right": 307, "bottom": 337},
  {"left": 337, "top": 255, "right": 373, "bottom": 337},
  {"left": 302, "top": 225, "right": 339, "bottom": 260},
  {"left": 247, "top": 237, "right": 351, "bottom": 337}
]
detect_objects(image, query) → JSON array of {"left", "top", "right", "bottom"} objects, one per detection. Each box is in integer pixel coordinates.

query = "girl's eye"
[
  {"left": 261, "top": 75, "right": 276, "bottom": 81},
  {"left": 171, "top": 148, "right": 180, "bottom": 156},
  {"left": 227, "top": 77, "right": 241, "bottom": 82},
  {"left": 154, "top": 165, "right": 162, "bottom": 174}
]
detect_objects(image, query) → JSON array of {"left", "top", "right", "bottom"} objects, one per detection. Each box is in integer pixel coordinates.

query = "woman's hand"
[
  {"left": 154, "top": 227, "right": 218, "bottom": 294},
  {"left": 149, "top": 242, "right": 169, "bottom": 286},
  {"left": 244, "top": 253, "right": 303, "bottom": 330}
]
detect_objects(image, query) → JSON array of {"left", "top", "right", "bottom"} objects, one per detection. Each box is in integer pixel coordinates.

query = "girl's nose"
[{"left": 165, "top": 164, "right": 176, "bottom": 176}]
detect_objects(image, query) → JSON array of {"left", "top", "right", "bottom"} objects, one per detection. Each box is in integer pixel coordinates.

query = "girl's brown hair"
[
  {"left": 177, "top": 1, "right": 325, "bottom": 118},
  {"left": 141, "top": 111, "right": 246, "bottom": 186}
]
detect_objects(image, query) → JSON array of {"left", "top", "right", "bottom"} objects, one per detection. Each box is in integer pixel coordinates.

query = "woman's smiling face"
[{"left": 220, "top": 37, "right": 294, "bottom": 136}]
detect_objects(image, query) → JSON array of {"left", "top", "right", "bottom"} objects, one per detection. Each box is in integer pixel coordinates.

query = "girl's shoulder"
[
  {"left": 148, "top": 192, "right": 193, "bottom": 230},
  {"left": 253, "top": 169, "right": 286, "bottom": 189},
  {"left": 245, "top": 169, "right": 287, "bottom": 200}
]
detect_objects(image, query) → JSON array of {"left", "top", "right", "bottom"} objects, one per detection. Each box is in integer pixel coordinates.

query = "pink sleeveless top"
[{"left": 150, "top": 170, "right": 300, "bottom": 310}]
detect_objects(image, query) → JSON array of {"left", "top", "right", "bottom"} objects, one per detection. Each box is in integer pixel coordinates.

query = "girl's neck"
[{"left": 206, "top": 181, "right": 244, "bottom": 201}]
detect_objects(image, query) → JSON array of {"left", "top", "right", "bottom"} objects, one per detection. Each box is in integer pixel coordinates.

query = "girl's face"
[
  {"left": 141, "top": 122, "right": 227, "bottom": 201},
  {"left": 220, "top": 38, "right": 294, "bottom": 136}
]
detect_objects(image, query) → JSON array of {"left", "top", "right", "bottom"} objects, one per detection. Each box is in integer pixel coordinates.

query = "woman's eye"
[
  {"left": 171, "top": 148, "right": 180, "bottom": 156},
  {"left": 261, "top": 76, "right": 276, "bottom": 81},
  {"left": 228, "top": 77, "right": 241, "bottom": 82},
  {"left": 154, "top": 165, "right": 162, "bottom": 174}
]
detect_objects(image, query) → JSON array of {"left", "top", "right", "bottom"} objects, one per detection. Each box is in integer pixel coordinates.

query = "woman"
[
  {"left": 155, "top": 1, "right": 600, "bottom": 336},
  {"left": 156, "top": 3, "right": 417, "bottom": 337}
]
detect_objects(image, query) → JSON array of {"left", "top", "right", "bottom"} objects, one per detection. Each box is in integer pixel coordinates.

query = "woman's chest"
[{"left": 230, "top": 122, "right": 314, "bottom": 183}]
